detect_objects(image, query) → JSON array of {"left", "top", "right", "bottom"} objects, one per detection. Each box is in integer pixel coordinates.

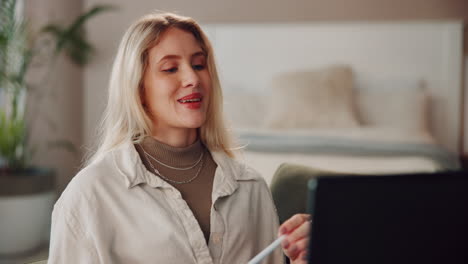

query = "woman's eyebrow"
[
  {"left": 157, "top": 51, "right": 206, "bottom": 64},
  {"left": 157, "top": 54, "right": 180, "bottom": 63},
  {"left": 191, "top": 51, "right": 206, "bottom": 59}
]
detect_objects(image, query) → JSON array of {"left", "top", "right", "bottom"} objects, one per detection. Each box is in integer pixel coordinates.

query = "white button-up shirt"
[{"left": 48, "top": 141, "right": 284, "bottom": 263}]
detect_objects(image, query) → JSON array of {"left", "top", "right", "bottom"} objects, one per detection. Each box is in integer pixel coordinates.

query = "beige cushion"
[
  {"left": 223, "top": 90, "right": 266, "bottom": 129},
  {"left": 263, "top": 65, "right": 360, "bottom": 129},
  {"left": 356, "top": 87, "right": 429, "bottom": 133}
]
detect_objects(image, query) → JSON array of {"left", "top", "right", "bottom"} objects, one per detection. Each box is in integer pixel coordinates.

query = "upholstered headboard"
[{"left": 202, "top": 21, "right": 464, "bottom": 154}]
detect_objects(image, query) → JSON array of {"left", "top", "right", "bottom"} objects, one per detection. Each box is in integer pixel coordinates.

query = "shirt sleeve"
[{"left": 48, "top": 203, "right": 99, "bottom": 263}]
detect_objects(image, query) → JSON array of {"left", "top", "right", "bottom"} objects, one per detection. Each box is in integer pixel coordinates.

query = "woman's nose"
[{"left": 181, "top": 66, "right": 200, "bottom": 88}]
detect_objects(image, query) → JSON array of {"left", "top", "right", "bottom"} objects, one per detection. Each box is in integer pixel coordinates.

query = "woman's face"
[{"left": 142, "top": 27, "right": 212, "bottom": 132}]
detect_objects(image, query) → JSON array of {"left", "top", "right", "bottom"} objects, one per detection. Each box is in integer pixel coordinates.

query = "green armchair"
[{"left": 270, "top": 163, "right": 360, "bottom": 224}]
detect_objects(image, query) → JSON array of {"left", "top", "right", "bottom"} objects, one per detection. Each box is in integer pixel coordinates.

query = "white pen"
[
  {"left": 247, "top": 235, "right": 286, "bottom": 264},
  {"left": 248, "top": 219, "right": 312, "bottom": 264}
]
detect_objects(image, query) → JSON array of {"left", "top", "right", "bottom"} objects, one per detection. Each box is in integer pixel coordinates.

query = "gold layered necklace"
[{"left": 139, "top": 144, "right": 205, "bottom": 184}]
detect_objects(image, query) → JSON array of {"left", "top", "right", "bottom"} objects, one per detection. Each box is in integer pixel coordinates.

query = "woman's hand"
[{"left": 278, "top": 214, "right": 311, "bottom": 264}]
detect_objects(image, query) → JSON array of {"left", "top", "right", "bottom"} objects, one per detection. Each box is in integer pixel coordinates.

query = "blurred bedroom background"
[{"left": 0, "top": 0, "right": 467, "bottom": 263}]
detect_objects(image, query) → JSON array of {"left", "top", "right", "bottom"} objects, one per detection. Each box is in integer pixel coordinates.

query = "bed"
[
  {"left": 237, "top": 127, "right": 458, "bottom": 184},
  {"left": 201, "top": 21, "right": 464, "bottom": 184}
]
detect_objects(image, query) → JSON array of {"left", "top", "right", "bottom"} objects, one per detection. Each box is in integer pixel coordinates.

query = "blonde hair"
[{"left": 86, "top": 12, "right": 235, "bottom": 165}]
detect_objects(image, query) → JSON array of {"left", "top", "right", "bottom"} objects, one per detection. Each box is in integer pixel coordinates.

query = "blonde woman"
[{"left": 48, "top": 12, "right": 310, "bottom": 264}]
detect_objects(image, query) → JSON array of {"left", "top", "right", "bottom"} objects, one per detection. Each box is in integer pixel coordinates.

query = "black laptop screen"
[{"left": 307, "top": 172, "right": 468, "bottom": 264}]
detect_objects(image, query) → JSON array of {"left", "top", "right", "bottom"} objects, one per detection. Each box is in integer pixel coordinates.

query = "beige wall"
[
  {"left": 86, "top": 0, "right": 468, "bottom": 23},
  {"left": 25, "top": 0, "right": 83, "bottom": 194}
]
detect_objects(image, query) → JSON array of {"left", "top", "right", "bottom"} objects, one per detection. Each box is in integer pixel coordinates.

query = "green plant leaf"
[
  {"left": 0, "top": 109, "right": 27, "bottom": 169},
  {"left": 63, "top": 29, "right": 94, "bottom": 66},
  {"left": 66, "top": 5, "right": 117, "bottom": 36},
  {"left": 41, "top": 4, "right": 117, "bottom": 66}
]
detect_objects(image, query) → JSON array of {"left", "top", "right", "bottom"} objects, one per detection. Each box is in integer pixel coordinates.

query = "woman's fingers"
[
  {"left": 283, "top": 237, "right": 309, "bottom": 261},
  {"left": 279, "top": 214, "right": 312, "bottom": 263},
  {"left": 278, "top": 214, "right": 311, "bottom": 236},
  {"left": 281, "top": 214, "right": 310, "bottom": 251},
  {"left": 286, "top": 218, "right": 311, "bottom": 244}
]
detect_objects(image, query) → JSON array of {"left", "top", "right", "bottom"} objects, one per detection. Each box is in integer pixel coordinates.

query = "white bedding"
[
  {"left": 236, "top": 127, "right": 436, "bottom": 144},
  {"left": 234, "top": 128, "right": 447, "bottom": 185},
  {"left": 240, "top": 152, "right": 440, "bottom": 185}
]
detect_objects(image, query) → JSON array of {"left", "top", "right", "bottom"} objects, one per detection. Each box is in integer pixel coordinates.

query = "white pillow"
[
  {"left": 262, "top": 65, "right": 360, "bottom": 129},
  {"left": 356, "top": 86, "right": 430, "bottom": 133}
]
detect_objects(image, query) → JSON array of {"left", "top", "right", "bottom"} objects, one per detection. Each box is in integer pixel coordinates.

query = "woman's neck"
[{"left": 150, "top": 127, "right": 198, "bottom": 148}]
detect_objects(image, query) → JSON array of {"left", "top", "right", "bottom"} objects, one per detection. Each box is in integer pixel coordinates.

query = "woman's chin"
[{"left": 180, "top": 118, "right": 206, "bottom": 129}]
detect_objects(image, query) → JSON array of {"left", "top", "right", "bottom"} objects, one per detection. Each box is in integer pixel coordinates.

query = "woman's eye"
[
  {"left": 193, "top": 64, "right": 205, "bottom": 71},
  {"left": 163, "top": 67, "right": 177, "bottom": 73}
]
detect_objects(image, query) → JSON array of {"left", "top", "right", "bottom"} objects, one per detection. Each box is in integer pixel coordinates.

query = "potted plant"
[{"left": 0, "top": 0, "right": 114, "bottom": 256}]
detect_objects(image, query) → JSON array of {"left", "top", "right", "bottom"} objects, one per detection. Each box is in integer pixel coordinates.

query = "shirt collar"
[{"left": 111, "top": 141, "right": 259, "bottom": 193}]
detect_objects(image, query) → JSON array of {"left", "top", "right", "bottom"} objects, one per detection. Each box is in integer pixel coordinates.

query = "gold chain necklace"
[
  {"left": 142, "top": 149, "right": 205, "bottom": 184},
  {"left": 139, "top": 144, "right": 204, "bottom": 170}
]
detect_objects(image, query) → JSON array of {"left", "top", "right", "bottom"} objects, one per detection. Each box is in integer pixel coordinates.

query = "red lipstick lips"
[
  {"left": 177, "top": 92, "right": 203, "bottom": 109},
  {"left": 178, "top": 92, "right": 202, "bottom": 101}
]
